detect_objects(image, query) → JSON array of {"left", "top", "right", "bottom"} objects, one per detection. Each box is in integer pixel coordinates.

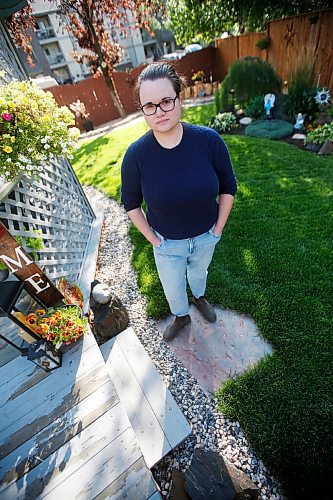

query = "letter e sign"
[{"left": 0, "top": 221, "right": 64, "bottom": 306}]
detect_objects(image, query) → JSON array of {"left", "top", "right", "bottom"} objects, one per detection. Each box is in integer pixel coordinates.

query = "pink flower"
[{"left": 2, "top": 113, "right": 11, "bottom": 121}]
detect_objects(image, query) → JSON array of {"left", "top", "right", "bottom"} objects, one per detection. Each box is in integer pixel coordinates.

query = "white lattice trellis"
[
  {"left": 0, "top": 20, "right": 27, "bottom": 83},
  {"left": 0, "top": 19, "right": 97, "bottom": 364},
  {"left": 0, "top": 157, "right": 95, "bottom": 283}
]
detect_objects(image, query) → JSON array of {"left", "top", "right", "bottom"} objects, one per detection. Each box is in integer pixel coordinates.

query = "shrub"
[
  {"left": 245, "top": 119, "right": 294, "bottom": 139},
  {"left": 246, "top": 95, "right": 265, "bottom": 119},
  {"left": 214, "top": 83, "right": 222, "bottom": 113},
  {"left": 304, "top": 123, "right": 333, "bottom": 145},
  {"left": 208, "top": 112, "right": 237, "bottom": 133},
  {"left": 285, "top": 64, "right": 319, "bottom": 120},
  {"left": 220, "top": 57, "right": 282, "bottom": 109},
  {"left": 325, "top": 106, "right": 333, "bottom": 119}
]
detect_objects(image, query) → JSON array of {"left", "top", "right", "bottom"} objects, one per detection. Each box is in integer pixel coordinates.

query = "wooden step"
[
  {"left": 0, "top": 329, "right": 161, "bottom": 499},
  {"left": 100, "top": 327, "right": 192, "bottom": 469}
]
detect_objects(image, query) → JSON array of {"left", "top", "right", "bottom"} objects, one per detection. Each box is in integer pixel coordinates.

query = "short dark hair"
[{"left": 135, "top": 62, "right": 187, "bottom": 102}]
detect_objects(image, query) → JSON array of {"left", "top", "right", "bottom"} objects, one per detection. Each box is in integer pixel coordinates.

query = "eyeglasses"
[{"left": 139, "top": 95, "right": 179, "bottom": 116}]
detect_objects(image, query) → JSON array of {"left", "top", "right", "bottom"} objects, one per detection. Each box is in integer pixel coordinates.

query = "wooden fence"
[
  {"left": 47, "top": 47, "right": 219, "bottom": 130},
  {"left": 215, "top": 8, "right": 333, "bottom": 93}
]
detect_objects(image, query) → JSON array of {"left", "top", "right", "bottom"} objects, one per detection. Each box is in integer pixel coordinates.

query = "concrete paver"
[{"left": 156, "top": 305, "right": 273, "bottom": 395}]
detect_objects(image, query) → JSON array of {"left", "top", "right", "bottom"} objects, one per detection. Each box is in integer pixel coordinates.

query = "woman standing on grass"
[{"left": 121, "top": 62, "right": 237, "bottom": 341}]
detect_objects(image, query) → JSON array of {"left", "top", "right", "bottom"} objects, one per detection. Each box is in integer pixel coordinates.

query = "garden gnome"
[
  {"left": 90, "top": 280, "right": 129, "bottom": 340},
  {"left": 264, "top": 93, "right": 275, "bottom": 116}
]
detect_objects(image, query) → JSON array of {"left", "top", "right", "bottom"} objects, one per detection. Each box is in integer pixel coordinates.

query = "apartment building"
[{"left": 18, "top": 0, "right": 174, "bottom": 84}]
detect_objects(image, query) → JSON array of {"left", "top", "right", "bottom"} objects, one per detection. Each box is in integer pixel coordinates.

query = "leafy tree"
[
  {"left": 167, "top": 0, "right": 333, "bottom": 45},
  {"left": 6, "top": 0, "right": 164, "bottom": 118}
]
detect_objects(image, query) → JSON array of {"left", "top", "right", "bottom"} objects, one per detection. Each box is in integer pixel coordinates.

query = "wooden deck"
[
  {"left": 101, "top": 328, "right": 192, "bottom": 468},
  {"left": 0, "top": 329, "right": 161, "bottom": 499}
]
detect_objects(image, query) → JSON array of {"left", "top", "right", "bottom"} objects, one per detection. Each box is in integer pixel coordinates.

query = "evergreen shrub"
[
  {"left": 220, "top": 57, "right": 282, "bottom": 109},
  {"left": 246, "top": 95, "right": 265, "bottom": 119},
  {"left": 285, "top": 65, "right": 319, "bottom": 121},
  {"left": 245, "top": 119, "right": 293, "bottom": 139}
]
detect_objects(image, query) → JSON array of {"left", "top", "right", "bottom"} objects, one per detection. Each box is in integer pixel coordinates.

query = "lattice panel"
[
  {"left": 0, "top": 20, "right": 27, "bottom": 84},
  {"left": 0, "top": 157, "right": 95, "bottom": 283}
]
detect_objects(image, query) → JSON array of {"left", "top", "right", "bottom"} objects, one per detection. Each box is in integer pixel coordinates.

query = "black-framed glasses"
[{"left": 139, "top": 96, "right": 179, "bottom": 116}]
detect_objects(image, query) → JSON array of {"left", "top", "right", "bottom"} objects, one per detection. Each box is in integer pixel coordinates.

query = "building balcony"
[
  {"left": 46, "top": 53, "right": 66, "bottom": 67},
  {"left": 36, "top": 27, "right": 56, "bottom": 41}
]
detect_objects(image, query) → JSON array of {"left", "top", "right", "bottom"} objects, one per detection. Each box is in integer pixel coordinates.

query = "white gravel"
[{"left": 84, "top": 185, "right": 284, "bottom": 499}]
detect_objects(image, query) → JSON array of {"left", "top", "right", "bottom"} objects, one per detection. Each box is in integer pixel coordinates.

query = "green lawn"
[{"left": 72, "top": 105, "right": 333, "bottom": 499}]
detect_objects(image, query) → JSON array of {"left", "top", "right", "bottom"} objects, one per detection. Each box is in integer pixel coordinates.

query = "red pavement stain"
[{"left": 156, "top": 305, "right": 273, "bottom": 395}]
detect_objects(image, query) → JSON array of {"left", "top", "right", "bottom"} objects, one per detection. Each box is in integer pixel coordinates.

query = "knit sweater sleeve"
[
  {"left": 121, "top": 144, "right": 143, "bottom": 211},
  {"left": 212, "top": 132, "right": 237, "bottom": 196}
]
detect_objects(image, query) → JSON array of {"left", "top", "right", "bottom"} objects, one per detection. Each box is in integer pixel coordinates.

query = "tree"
[
  {"left": 6, "top": 0, "right": 164, "bottom": 118},
  {"left": 167, "top": 0, "right": 333, "bottom": 45}
]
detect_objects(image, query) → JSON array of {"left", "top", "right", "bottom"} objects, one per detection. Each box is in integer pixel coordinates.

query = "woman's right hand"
[{"left": 152, "top": 236, "right": 162, "bottom": 247}]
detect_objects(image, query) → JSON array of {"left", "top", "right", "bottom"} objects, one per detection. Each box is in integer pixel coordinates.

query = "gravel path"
[{"left": 84, "top": 185, "right": 284, "bottom": 500}]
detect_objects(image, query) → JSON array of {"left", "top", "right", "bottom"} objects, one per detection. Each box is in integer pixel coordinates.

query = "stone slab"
[{"left": 156, "top": 306, "right": 273, "bottom": 395}]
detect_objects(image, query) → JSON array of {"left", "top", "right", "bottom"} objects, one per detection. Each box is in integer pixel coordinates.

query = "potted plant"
[
  {"left": 0, "top": 229, "right": 44, "bottom": 281},
  {"left": 20, "top": 305, "right": 88, "bottom": 350},
  {"left": 69, "top": 100, "right": 94, "bottom": 132},
  {"left": 191, "top": 70, "right": 205, "bottom": 83},
  {"left": 256, "top": 36, "right": 271, "bottom": 51},
  {"left": 0, "top": 78, "right": 80, "bottom": 183}
]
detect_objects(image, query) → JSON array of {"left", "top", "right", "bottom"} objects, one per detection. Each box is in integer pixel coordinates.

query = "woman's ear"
[{"left": 179, "top": 90, "right": 184, "bottom": 104}]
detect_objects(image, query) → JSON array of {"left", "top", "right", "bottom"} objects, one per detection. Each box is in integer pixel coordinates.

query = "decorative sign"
[{"left": 0, "top": 221, "right": 64, "bottom": 306}]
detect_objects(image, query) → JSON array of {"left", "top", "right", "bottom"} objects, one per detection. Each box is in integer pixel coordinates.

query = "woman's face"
[{"left": 139, "top": 77, "right": 182, "bottom": 134}]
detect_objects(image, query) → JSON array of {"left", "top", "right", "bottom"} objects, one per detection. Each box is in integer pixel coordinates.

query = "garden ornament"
[
  {"left": 264, "top": 93, "right": 275, "bottom": 116},
  {"left": 90, "top": 280, "right": 129, "bottom": 339},
  {"left": 294, "top": 113, "right": 305, "bottom": 130}
]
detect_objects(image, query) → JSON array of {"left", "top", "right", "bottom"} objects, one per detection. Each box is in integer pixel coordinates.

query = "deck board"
[
  {"left": 0, "top": 379, "right": 118, "bottom": 492},
  {"left": 0, "top": 334, "right": 110, "bottom": 459},
  {"left": 0, "top": 327, "right": 161, "bottom": 499},
  {"left": 93, "top": 456, "right": 160, "bottom": 500},
  {"left": 2, "top": 404, "right": 132, "bottom": 499},
  {"left": 101, "top": 327, "right": 191, "bottom": 468}
]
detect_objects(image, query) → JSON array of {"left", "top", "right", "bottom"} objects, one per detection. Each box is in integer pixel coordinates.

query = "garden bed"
[{"left": 222, "top": 124, "right": 312, "bottom": 152}]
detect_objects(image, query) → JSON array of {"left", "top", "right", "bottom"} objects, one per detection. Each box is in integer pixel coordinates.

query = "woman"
[{"left": 121, "top": 62, "right": 237, "bottom": 341}]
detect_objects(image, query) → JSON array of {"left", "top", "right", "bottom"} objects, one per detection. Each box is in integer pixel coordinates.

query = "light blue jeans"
[{"left": 153, "top": 226, "right": 221, "bottom": 317}]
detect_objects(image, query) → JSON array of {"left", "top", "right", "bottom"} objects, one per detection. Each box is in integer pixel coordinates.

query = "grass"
[{"left": 72, "top": 105, "right": 333, "bottom": 499}]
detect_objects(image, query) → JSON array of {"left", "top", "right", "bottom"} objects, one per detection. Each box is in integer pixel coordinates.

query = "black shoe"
[
  {"left": 191, "top": 296, "right": 217, "bottom": 322},
  {"left": 163, "top": 314, "right": 191, "bottom": 341}
]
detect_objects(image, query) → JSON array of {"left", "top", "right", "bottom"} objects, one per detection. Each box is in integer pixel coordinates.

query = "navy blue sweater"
[{"left": 121, "top": 122, "right": 237, "bottom": 239}]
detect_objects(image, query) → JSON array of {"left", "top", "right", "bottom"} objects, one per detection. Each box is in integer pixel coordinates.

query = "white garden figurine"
[
  {"left": 264, "top": 93, "right": 275, "bottom": 116},
  {"left": 294, "top": 113, "right": 305, "bottom": 129}
]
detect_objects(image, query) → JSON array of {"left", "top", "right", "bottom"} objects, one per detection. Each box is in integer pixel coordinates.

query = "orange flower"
[
  {"left": 26, "top": 313, "right": 37, "bottom": 325},
  {"left": 37, "top": 309, "right": 46, "bottom": 316},
  {"left": 39, "top": 323, "right": 49, "bottom": 334}
]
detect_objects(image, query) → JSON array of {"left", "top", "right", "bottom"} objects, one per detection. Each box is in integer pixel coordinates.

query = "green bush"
[
  {"left": 285, "top": 64, "right": 319, "bottom": 120},
  {"left": 214, "top": 83, "right": 222, "bottom": 113},
  {"left": 220, "top": 57, "right": 282, "bottom": 109},
  {"left": 245, "top": 119, "right": 293, "bottom": 139},
  {"left": 208, "top": 112, "right": 237, "bottom": 133},
  {"left": 245, "top": 95, "right": 265, "bottom": 119},
  {"left": 304, "top": 123, "right": 333, "bottom": 145}
]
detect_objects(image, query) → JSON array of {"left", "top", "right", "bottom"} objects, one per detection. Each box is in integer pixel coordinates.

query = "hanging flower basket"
[{"left": 0, "top": 79, "right": 80, "bottom": 182}]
